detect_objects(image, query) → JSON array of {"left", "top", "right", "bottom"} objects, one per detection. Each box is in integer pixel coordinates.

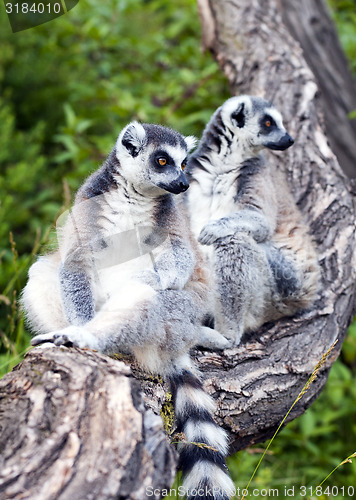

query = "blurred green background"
[{"left": 0, "top": 0, "right": 355, "bottom": 497}]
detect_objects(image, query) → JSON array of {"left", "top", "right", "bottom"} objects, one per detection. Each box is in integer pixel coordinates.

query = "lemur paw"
[
  {"left": 31, "top": 326, "right": 100, "bottom": 350},
  {"left": 137, "top": 270, "right": 161, "bottom": 290},
  {"left": 197, "top": 326, "right": 232, "bottom": 350},
  {"left": 198, "top": 220, "right": 233, "bottom": 245}
]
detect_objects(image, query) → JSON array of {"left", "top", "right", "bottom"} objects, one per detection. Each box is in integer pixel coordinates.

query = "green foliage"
[
  {"left": 226, "top": 353, "right": 356, "bottom": 498},
  {"left": 328, "top": 0, "right": 356, "bottom": 74},
  {"left": 0, "top": 0, "right": 355, "bottom": 496}
]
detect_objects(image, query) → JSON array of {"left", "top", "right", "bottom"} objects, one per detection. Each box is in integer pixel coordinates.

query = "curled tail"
[{"left": 168, "top": 364, "right": 235, "bottom": 500}]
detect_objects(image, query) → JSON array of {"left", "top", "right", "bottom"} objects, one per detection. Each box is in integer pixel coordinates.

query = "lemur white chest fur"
[
  {"left": 80, "top": 189, "right": 166, "bottom": 303},
  {"left": 186, "top": 95, "right": 320, "bottom": 345},
  {"left": 22, "top": 121, "right": 235, "bottom": 500},
  {"left": 189, "top": 169, "right": 241, "bottom": 232}
]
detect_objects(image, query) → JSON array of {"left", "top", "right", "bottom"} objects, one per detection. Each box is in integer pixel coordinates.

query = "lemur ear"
[
  {"left": 231, "top": 102, "right": 245, "bottom": 128},
  {"left": 117, "top": 122, "right": 147, "bottom": 158},
  {"left": 184, "top": 135, "right": 198, "bottom": 151}
]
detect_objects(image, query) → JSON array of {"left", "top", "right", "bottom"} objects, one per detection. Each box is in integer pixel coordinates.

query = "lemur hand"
[
  {"left": 198, "top": 219, "right": 234, "bottom": 245},
  {"left": 199, "top": 212, "right": 270, "bottom": 245}
]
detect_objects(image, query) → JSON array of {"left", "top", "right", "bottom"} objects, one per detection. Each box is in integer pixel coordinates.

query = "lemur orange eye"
[
  {"left": 158, "top": 158, "right": 167, "bottom": 166},
  {"left": 181, "top": 163, "right": 186, "bottom": 171},
  {"left": 265, "top": 120, "right": 271, "bottom": 127}
]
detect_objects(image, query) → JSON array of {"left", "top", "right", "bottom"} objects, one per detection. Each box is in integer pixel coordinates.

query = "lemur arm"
[
  {"left": 56, "top": 205, "right": 97, "bottom": 326},
  {"left": 139, "top": 237, "right": 195, "bottom": 291},
  {"left": 137, "top": 201, "right": 195, "bottom": 291},
  {"left": 198, "top": 208, "right": 273, "bottom": 245},
  {"left": 199, "top": 166, "right": 278, "bottom": 246},
  {"left": 59, "top": 259, "right": 95, "bottom": 326}
]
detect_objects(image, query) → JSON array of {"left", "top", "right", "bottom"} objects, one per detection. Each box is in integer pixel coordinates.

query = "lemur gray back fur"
[
  {"left": 22, "top": 122, "right": 235, "bottom": 500},
  {"left": 186, "top": 95, "right": 320, "bottom": 346}
]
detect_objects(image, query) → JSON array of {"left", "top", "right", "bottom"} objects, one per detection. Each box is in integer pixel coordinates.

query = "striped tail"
[{"left": 168, "top": 365, "right": 235, "bottom": 500}]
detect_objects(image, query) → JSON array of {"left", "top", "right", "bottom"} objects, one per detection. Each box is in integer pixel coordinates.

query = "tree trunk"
[
  {"left": 280, "top": 0, "right": 356, "bottom": 179},
  {"left": 0, "top": 347, "right": 176, "bottom": 499},
  {"left": 193, "top": 0, "right": 356, "bottom": 452},
  {"left": 1, "top": 1, "right": 356, "bottom": 496}
]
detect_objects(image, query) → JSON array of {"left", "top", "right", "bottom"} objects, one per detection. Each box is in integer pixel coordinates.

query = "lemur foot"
[
  {"left": 31, "top": 326, "right": 100, "bottom": 350},
  {"left": 196, "top": 326, "right": 232, "bottom": 350},
  {"left": 217, "top": 326, "right": 244, "bottom": 347}
]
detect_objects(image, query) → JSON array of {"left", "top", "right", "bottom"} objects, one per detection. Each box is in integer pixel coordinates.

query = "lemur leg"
[
  {"left": 31, "top": 286, "right": 204, "bottom": 358},
  {"left": 21, "top": 255, "right": 68, "bottom": 334},
  {"left": 31, "top": 279, "right": 156, "bottom": 352},
  {"left": 212, "top": 234, "right": 272, "bottom": 345},
  {"left": 261, "top": 242, "right": 312, "bottom": 316}
]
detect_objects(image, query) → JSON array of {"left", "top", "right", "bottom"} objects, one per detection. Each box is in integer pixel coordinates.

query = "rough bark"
[
  {"left": 191, "top": 0, "right": 356, "bottom": 452},
  {"left": 280, "top": 0, "right": 356, "bottom": 179},
  {"left": 1, "top": 1, "right": 356, "bottom": 496},
  {"left": 0, "top": 347, "right": 176, "bottom": 500}
]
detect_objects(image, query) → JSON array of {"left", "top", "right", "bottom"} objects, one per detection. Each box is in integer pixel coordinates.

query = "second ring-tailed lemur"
[
  {"left": 185, "top": 96, "right": 320, "bottom": 346},
  {"left": 22, "top": 122, "right": 234, "bottom": 500}
]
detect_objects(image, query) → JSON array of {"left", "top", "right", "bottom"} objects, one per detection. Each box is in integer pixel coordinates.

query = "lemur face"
[
  {"left": 220, "top": 96, "right": 294, "bottom": 154},
  {"left": 116, "top": 122, "right": 196, "bottom": 196}
]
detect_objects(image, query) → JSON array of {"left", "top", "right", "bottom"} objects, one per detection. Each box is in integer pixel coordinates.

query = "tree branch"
[
  {"left": 1, "top": 3, "right": 356, "bottom": 496},
  {"left": 0, "top": 347, "right": 176, "bottom": 499}
]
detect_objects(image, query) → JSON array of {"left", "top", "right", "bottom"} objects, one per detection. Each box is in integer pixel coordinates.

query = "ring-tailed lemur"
[
  {"left": 21, "top": 122, "right": 235, "bottom": 500},
  {"left": 185, "top": 96, "right": 320, "bottom": 346}
]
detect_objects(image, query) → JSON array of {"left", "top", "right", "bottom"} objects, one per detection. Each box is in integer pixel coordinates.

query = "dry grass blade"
[
  {"left": 171, "top": 432, "right": 219, "bottom": 452},
  {"left": 308, "top": 451, "right": 356, "bottom": 499}
]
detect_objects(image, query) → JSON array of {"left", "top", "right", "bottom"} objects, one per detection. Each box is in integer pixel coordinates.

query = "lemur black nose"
[
  {"left": 158, "top": 174, "right": 190, "bottom": 194},
  {"left": 287, "top": 135, "right": 294, "bottom": 146},
  {"left": 179, "top": 181, "right": 189, "bottom": 192},
  {"left": 266, "top": 133, "right": 295, "bottom": 151}
]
